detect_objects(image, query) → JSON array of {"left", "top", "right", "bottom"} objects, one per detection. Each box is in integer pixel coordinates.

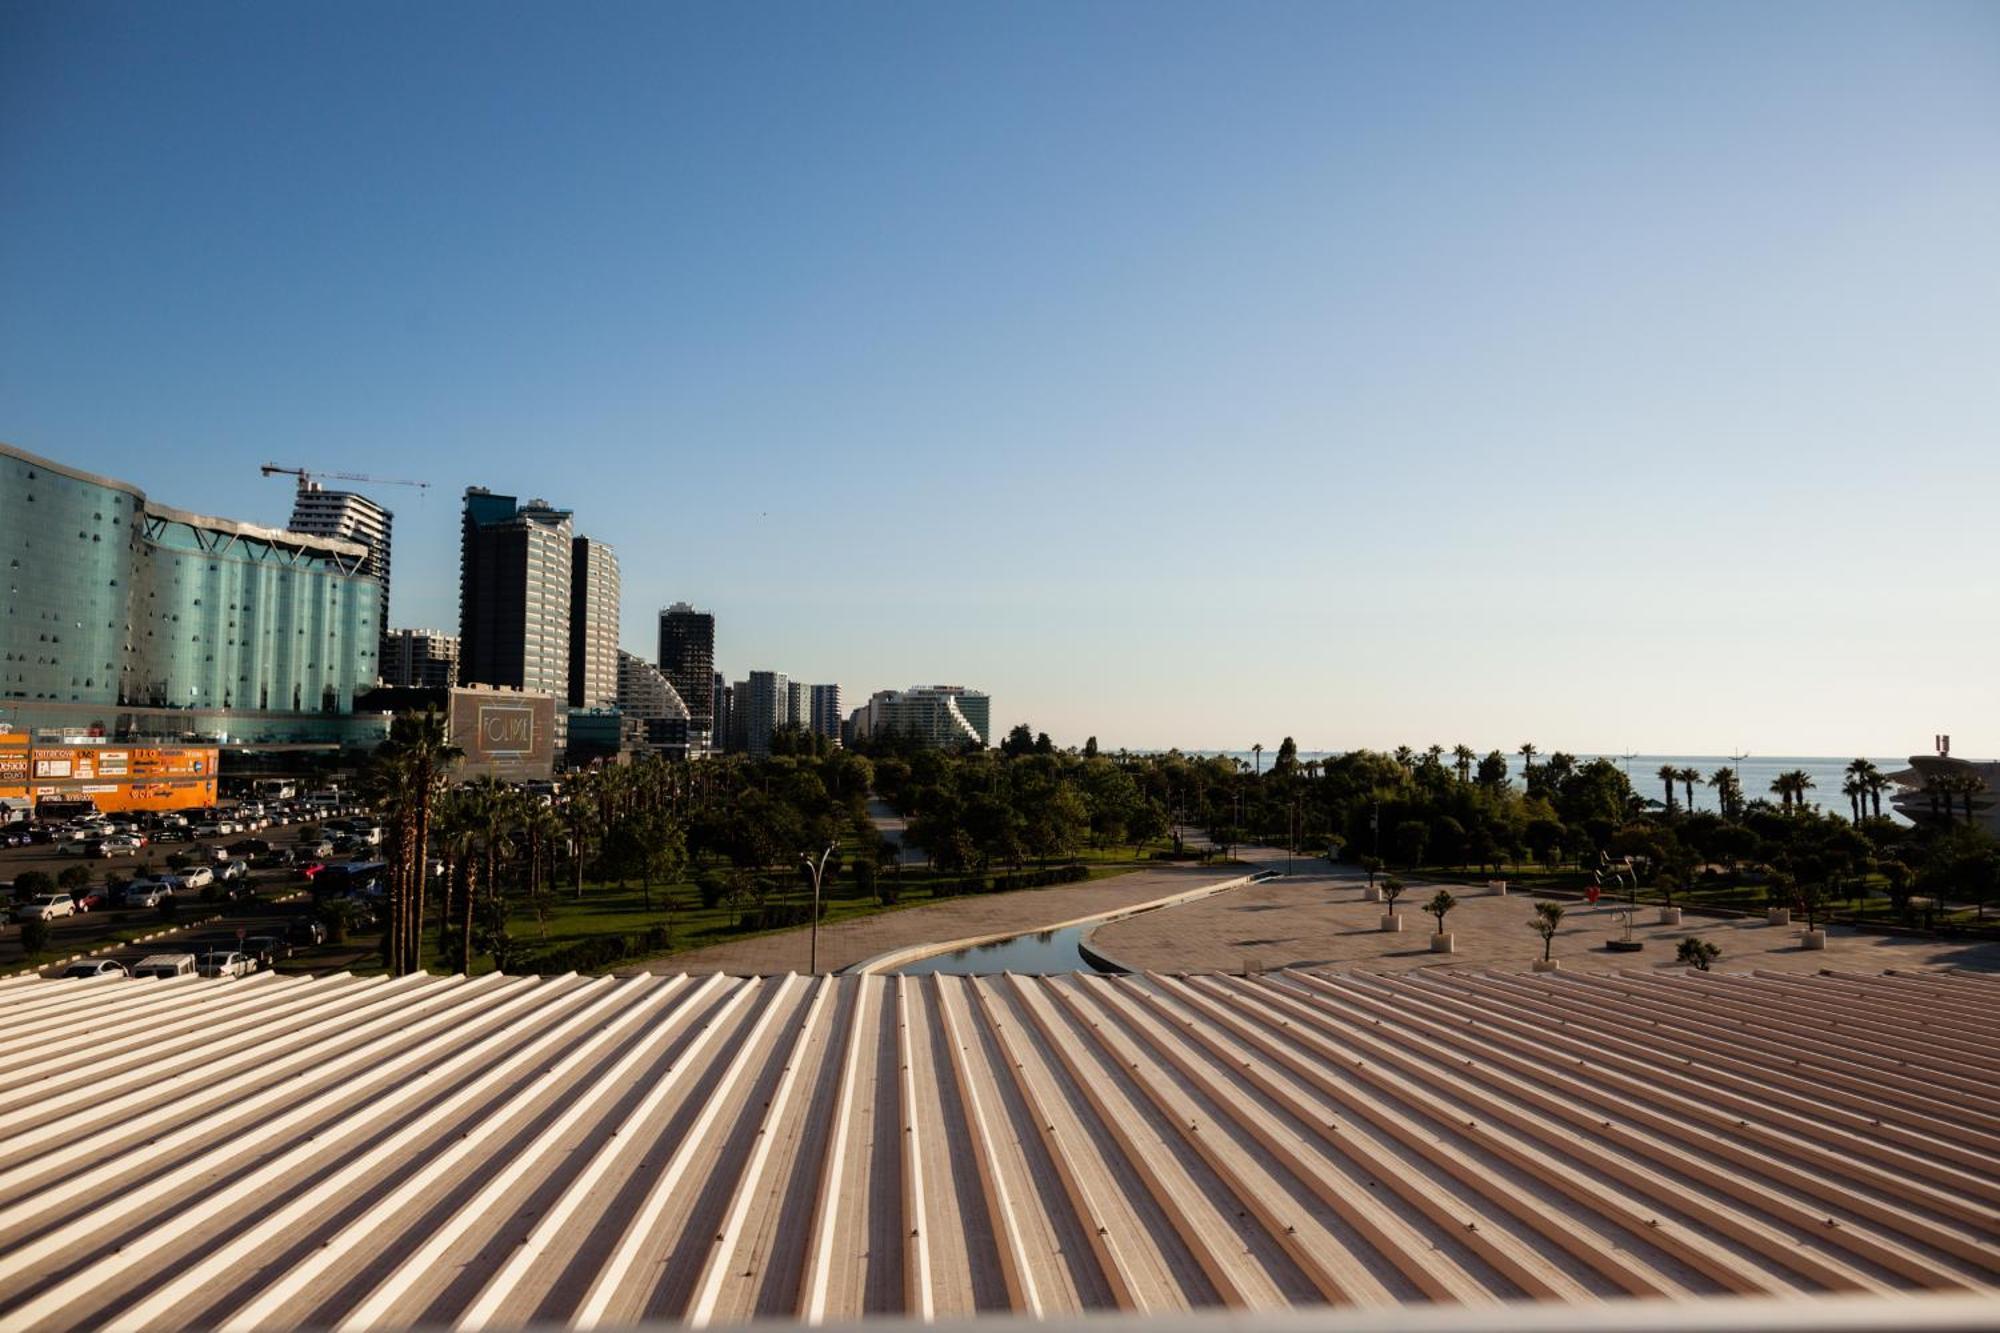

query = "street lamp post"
[{"left": 802, "top": 842, "right": 838, "bottom": 975}]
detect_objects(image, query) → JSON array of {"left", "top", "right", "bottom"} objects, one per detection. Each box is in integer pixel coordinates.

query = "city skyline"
[{"left": 5, "top": 3, "right": 1996, "bottom": 754}]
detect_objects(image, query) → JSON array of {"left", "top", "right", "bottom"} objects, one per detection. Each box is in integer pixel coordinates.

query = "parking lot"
[{"left": 0, "top": 797, "right": 385, "bottom": 977}]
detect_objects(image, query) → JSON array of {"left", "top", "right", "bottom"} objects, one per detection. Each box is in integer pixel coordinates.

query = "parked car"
[
  {"left": 98, "top": 834, "right": 145, "bottom": 857},
  {"left": 119, "top": 881, "right": 175, "bottom": 909},
  {"left": 14, "top": 893, "right": 77, "bottom": 921},
  {"left": 215, "top": 860, "right": 248, "bottom": 883},
  {"left": 130, "top": 953, "right": 197, "bottom": 978},
  {"left": 239, "top": 935, "right": 289, "bottom": 968},
  {"left": 228, "top": 838, "right": 272, "bottom": 858},
  {"left": 58, "top": 959, "right": 128, "bottom": 978},
  {"left": 286, "top": 917, "right": 326, "bottom": 946},
  {"left": 71, "top": 887, "right": 110, "bottom": 912},
  {"left": 175, "top": 866, "right": 215, "bottom": 890},
  {"left": 195, "top": 950, "right": 251, "bottom": 979}
]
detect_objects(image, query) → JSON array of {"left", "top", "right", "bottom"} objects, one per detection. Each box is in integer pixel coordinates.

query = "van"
[{"left": 130, "top": 953, "right": 197, "bottom": 979}]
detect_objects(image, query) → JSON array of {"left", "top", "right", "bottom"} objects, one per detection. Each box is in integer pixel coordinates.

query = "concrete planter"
[
  {"left": 1766, "top": 907, "right": 1791, "bottom": 926},
  {"left": 1533, "top": 958, "right": 1561, "bottom": 973},
  {"left": 1363, "top": 885, "right": 1383, "bottom": 903},
  {"left": 1380, "top": 913, "right": 1403, "bottom": 932},
  {"left": 1657, "top": 907, "right": 1682, "bottom": 926},
  {"left": 1801, "top": 928, "right": 1826, "bottom": 950},
  {"left": 1430, "top": 932, "right": 1454, "bottom": 954},
  {"left": 1487, "top": 880, "right": 1508, "bottom": 896}
]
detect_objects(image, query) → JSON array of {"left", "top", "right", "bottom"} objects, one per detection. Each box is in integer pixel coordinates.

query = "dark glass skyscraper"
[{"left": 657, "top": 602, "right": 715, "bottom": 744}]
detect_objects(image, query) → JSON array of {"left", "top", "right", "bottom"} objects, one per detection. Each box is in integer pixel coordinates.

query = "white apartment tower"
[
  {"left": 287, "top": 481, "right": 393, "bottom": 629},
  {"left": 568, "top": 536, "right": 620, "bottom": 709}
]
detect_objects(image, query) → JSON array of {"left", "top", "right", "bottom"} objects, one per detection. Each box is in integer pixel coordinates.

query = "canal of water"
[
  {"left": 891, "top": 870, "right": 1285, "bottom": 976},
  {"left": 892, "top": 924, "right": 1107, "bottom": 976}
]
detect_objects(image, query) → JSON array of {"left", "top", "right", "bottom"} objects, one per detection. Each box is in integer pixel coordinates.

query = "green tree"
[
  {"left": 1425, "top": 889, "right": 1457, "bottom": 934},
  {"left": 1676, "top": 937, "right": 1720, "bottom": 971},
  {"left": 1391, "top": 819, "right": 1428, "bottom": 869},
  {"left": 1531, "top": 900, "right": 1565, "bottom": 962}
]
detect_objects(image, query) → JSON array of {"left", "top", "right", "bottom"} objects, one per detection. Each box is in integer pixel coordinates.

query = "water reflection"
[{"left": 893, "top": 924, "right": 1112, "bottom": 976}]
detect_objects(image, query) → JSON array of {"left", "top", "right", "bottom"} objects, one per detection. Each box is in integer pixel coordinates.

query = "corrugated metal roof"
[{"left": 0, "top": 967, "right": 1994, "bottom": 1330}]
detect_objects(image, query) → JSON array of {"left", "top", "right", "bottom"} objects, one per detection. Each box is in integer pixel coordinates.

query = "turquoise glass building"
[{"left": 2, "top": 441, "right": 380, "bottom": 741}]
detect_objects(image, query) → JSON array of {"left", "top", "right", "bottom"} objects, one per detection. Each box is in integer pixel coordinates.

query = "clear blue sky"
[{"left": 5, "top": 1, "right": 1997, "bottom": 755}]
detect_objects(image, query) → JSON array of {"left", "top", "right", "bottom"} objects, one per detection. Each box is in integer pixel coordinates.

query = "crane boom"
[{"left": 260, "top": 463, "right": 431, "bottom": 490}]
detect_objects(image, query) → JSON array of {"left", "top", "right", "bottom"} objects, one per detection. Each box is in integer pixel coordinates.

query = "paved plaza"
[
  {"left": 621, "top": 860, "right": 1249, "bottom": 975},
  {"left": 1089, "top": 861, "right": 2000, "bottom": 975}
]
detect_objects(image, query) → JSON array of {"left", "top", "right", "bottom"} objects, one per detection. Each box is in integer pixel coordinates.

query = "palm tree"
[
  {"left": 1841, "top": 777, "right": 1864, "bottom": 824},
  {"left": 1769, "top": 769, "right": 1814, "bottom": 815},
  {"left": 1845, "top": 758, "right": 1885, "bottom": 820},
  {"left": 1676, "top": 766, "right": 1701, "bottom": 814},
  {"left": 1518, "top": 743, "right": 1538, "bottom": 782},
  {"left": 1657, "top": 764, "right": 1680, "bottom": 814},
  {"left": 1708, "top": 766, "right": 1740, "bottom": 819},
  {"left": 368, "top": 709, "right": 459, "bottom": 975},
  {"left": 1251, "top": 743, "right": 1263, "bottom": 776},
  {"left": 1451, "top": 744, "right": 1475, "bottom": 784},
  {"left": 1861, "top": 766, "right": 1890, "bottom": 819}
]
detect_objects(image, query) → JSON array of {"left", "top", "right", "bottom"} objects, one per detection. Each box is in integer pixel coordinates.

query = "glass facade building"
[{"left": 2, "top": 441, "right": 379, "bottom": 735}]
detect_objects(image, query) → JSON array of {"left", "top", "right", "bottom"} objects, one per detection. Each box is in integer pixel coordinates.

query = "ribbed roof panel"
[{"left": 0, "top": 969, "right": 1993, "bottom": 1330}]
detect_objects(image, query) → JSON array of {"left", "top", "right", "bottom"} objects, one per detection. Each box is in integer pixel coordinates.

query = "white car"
[
  {"left": 14, "top": 893, "right": 77, "bottom": 922},
  {"left": 121, "top": 882, "right": 175, "bottom": 909},
  {"left": 58, "top": 959, "right": 128, "bottom": 978},
  {"left": 130, "top": 953, "right": 196, "bottom": 978},
  {"left": 195, "top": 951, "right": 251, "bottom": 979},
  {"left": 175, "top": 866, "right": 216, "bottom": 890}
]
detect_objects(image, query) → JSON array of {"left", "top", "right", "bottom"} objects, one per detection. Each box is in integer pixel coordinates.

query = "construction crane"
[{"left": 260, "top": 463, "right": 431, "bottom": 492}]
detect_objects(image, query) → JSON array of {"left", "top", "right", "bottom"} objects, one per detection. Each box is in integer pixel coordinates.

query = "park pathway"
[
  {"left": 863, "top": 796, "right": 927, "bottom": 866},
  {"left": 618, "top": 858, "right": 1253, "bottom": 976}
]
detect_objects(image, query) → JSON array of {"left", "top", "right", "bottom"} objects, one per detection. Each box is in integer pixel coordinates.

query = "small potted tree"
[
  {"left": 1764, "top": 872, "right": 1793, "bottom": 927},
  {"left": 1658, "top": 851, "right": 1688, "bottom": 926},
  {"left": 1362, "top": 856, "right": 1385, "bottom": 903},
  {"left": 1795, "top": 879, "right": 1827, "bottom": 950},
  {"left": 1426, "top": 889, "right": 1457, "bottom": 953},
  {"left": 1379, "top": 876, "right": 1404, "bottom": 932},
  {"left": 1531, "top": 900, "right": 1565, "bottom": 972},
  {"left": 1676, "top": 936, "right": 1721, "bottom": 971}
]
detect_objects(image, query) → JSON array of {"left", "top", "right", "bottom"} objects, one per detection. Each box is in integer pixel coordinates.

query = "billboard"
[
  {"left": 11, "top": 743, "right": 217, "bottom": 812},
  {"left": 449, "top": 689, "right": 555, "bottom": 782}
]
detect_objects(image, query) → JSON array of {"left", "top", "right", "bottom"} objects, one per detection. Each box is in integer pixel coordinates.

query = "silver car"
[{"left": 194, "top": 951, "right": 251, "bottom": 979}]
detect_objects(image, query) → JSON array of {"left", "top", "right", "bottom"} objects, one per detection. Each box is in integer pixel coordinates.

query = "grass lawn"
[{"left": 319, "top": 842, "right": 1181, "bottom": 976}]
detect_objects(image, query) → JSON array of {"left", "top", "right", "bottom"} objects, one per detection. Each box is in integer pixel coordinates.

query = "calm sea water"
[{"left": 1186, "top": 751, "right": 1913, "bottom": 820}]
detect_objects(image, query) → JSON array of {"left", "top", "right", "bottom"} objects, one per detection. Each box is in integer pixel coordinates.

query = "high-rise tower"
[
  {"left": 458, "top": 488, "right": 573, "bottom": 698},
  {"left": 568, "top": 536, "right": 620, "bottom": 709},
  {"left": 657, "top": 603, "right": 715, "bottom": 749}
]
